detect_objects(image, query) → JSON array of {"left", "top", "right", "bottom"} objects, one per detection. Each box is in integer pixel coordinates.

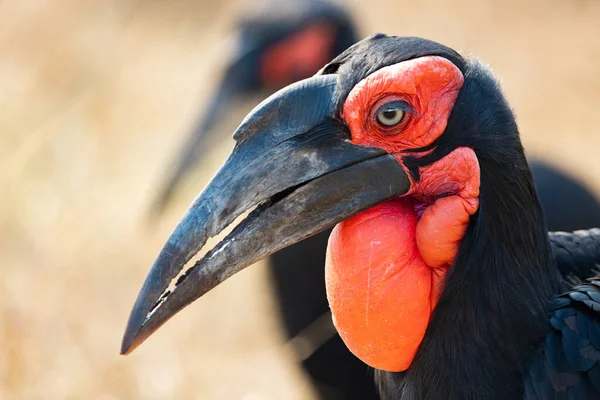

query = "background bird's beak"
[
  {"left": 151, "top": 82, "right": 235, "bottom": 214},
  {"left": 150, "top": 49, "right": 256, "bottom": 214},
  {"left": 121, "top": 74, "right": 411, "bottom": 355}
]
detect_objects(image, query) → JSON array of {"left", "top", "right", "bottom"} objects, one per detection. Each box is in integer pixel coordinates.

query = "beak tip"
[
  {"left": 120, "top": 325, "right": 147, "bottom": 355},
  {"left": 120, "top": 344, "right": 131, "bottom": 356},
  {"left": 121, "top": 301, "right": 151, "bottom": 356},
  {"left": 120, "top": 326, "right": 138, "bottom": 355},
  {"left": 120, "top": 341, "right": 134, "bottom": 356}
]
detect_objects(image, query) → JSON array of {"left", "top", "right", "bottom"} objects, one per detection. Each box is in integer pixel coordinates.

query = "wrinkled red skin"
[
  {"left": 326, "top": 57, "right": 480, "bottom": 372},
  {"left": 326, "top": 199, "right": 433, "bottom": 372}
]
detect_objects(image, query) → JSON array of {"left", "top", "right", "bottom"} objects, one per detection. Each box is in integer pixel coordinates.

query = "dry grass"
[{"left": 1, "top": 0, "right": 600, "bottom": 398}]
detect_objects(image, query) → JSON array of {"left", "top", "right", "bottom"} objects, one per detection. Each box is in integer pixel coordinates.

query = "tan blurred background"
[{"left": 1, "top": 0, "right": 600, "bottom": 398}]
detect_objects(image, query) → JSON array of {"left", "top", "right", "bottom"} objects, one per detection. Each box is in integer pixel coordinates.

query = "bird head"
[
  {"left": 153, "top": 0, "right": 357, "bottom": 212},
  {"left": 123, "top": 35, "right": 550, "bottom": 373}
]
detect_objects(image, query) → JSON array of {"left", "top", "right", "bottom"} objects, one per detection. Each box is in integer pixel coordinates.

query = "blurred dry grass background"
[{"left": 1, "top": 0, "right": 600, "bottom": 398}]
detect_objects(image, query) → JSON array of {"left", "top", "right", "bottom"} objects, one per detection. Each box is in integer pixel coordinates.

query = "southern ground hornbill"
[
  {"left": 150, "top": 4, "right": 600, "bottom": 397},
  {"left": 124, "top": 35, "right": 600, "bottom": 398}
]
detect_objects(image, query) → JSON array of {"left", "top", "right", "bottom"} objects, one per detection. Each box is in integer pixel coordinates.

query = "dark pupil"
[{"left": 383, "top": 109, "right": 397, "bottom": 120}]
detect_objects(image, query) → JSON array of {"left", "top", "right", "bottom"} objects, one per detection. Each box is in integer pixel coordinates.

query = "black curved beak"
[{"left": 122, "top": 74, "right": 411, "bottom": 354}]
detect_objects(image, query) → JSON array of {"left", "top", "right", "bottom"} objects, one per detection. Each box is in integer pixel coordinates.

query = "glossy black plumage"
[
  {"left": 524, "top": 276, "right": 600, "bottom": 399},
  {"left": 550, "top": 229, "right": 600, "bottom": 286},
  {"left": 523, "top": 230, "right": 600, "bottom": 399}
]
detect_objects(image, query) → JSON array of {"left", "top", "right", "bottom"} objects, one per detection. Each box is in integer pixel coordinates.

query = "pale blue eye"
[{"left": 377, "top": 106, "right": 405, "bottom": 126}]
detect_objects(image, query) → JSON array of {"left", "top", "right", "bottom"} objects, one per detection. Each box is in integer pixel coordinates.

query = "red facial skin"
[
  {"left": 259, "top": 22, "right": 336, "bottom": 90},
  {"left": 325, "top": 56, "right": 481, "bottom": 372}
]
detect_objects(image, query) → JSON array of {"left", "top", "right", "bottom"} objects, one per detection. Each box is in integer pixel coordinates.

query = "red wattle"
[
  {"left": 325, "top": 199, "right": 435, "bottom": 372},
  {"left": 324, "top": 148, "right": 480, "bottom": 372}
]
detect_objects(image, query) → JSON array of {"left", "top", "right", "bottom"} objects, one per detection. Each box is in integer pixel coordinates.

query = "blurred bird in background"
[{"left": 150, "top": 0, "right": 600, "bottom": 399}]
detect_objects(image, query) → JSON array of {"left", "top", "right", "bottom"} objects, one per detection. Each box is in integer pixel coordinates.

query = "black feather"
[
  {"left": 525, "top": 281, "right": 600, "bottom": 398},
  {"left": 550, "top": 230, "right": 600, "bottom": 284},
  {"left": 588, "top": 364, "right": 600, "bottom": 392}
]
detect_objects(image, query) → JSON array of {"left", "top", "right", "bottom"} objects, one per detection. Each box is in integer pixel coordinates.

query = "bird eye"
[{"left": 376, "top": 102, "right": 406, "bottom": 127}]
